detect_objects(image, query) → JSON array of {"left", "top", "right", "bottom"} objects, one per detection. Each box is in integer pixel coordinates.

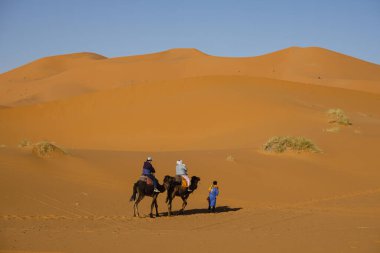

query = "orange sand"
[
  {"left": 0, "top": 47, "right": 380, "bottom": 253},
  {"left": 1, "top": 47, "right": 380, "bottom": 107}
]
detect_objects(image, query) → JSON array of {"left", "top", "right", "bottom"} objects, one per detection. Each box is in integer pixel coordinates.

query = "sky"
[{"left": 0, "top": 0, "right": 380, "bottom": 73}]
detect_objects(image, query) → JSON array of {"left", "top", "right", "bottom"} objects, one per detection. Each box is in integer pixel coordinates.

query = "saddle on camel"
[
  {"left": 139, "top": 175, "right": 154, "bottom": 186},
  {"left": 174, "top": 175, "right": 190, "bottom": 189}
]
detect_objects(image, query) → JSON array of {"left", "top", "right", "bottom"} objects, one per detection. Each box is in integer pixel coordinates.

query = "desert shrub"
[
  {"left": 226, "top": 154, "right": 235, "bottom": 162},
  {"left": 263, "top": 136, "right": 321, "bottom": 153},
  {"left": 327, "top": 108, "right": 352, "bottom": 125},
  {"left": 323, "top": 126, "right": 340, "bottom": 133},
  {"left": 32, "top": 141, "right": 68, "bottom": 158},
  {"left": 18, "top": 139, "right": 31, "bottom": 148}
]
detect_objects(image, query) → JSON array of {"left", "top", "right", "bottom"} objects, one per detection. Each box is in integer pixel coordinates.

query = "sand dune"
[
  {"left": 1, "top": 47, "right": 380, "bottom": 106},
  {"left": 0, "top": 52, "right": 107, "bottom": 106},
  {"left": 1, "top": 47, "right": 380, "bottom": 252},
  {"left": 1, "top": 75, "right": 379, "bottom": 151}
]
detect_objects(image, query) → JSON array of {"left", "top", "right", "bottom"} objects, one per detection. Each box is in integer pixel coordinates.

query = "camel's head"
[{"left": 190, "top": 176, "right": 201, "bottom": 190}]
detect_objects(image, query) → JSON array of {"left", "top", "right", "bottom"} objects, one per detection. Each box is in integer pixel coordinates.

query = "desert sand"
[{"left": 0, "top": 47, "right": 380, "bottom": 253}]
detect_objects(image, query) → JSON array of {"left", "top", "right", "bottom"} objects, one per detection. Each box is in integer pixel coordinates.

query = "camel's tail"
[{"left": 130, "top": 182, "right": 138, "bottom": 202}]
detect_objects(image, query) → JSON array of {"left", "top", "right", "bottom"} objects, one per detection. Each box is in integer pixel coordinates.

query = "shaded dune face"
[{"left": 1, "top": 47, "right": 380, "bottom": 107}]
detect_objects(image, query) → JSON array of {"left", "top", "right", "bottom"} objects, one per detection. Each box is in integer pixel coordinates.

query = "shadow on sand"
[{"left": 161, "top": 206, "right": 242, "bottom": 216}]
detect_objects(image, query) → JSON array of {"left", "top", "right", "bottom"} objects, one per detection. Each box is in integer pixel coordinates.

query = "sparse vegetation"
[
  {"left": 18, "top": 139, "right": 32, "bottom": 148},
  {"left": 32, "top": 141, "right": 68, "bottom": 158},
  {"left": 226, "top": 154, "right": 235, "bottom": 162},
  {"left": 327, "top": 108, "right": 352, "bottom": 125},
  {"left": 263, "top": 136, "right": 321, "bottom": 153},
  {"left": 323, "top": 126, "right": 340, "bottom": 133}
]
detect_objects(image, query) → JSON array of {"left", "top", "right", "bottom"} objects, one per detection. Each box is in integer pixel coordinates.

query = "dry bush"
[
  {"left": 323, "top": 126, "right": 340, "bottom": 133},
  {"left": 327, "top": 108, "right": 352, "bottom": 125},
  {"left": 18, "top": 139, "right": 32, "bottom": 148},
  {"left": 32, "top": 141, "right": 68, "bottom": 158},
  {"left": 226, "top": 154, "right": 235, "bottom": 162},
  {"left": 263, "top": 136, "right": 321, "bottom": 153}
]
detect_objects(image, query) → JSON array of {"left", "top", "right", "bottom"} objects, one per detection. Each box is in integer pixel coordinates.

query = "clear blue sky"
[{"left": 1, "top": 0, "right": 379, "bottom": 73}]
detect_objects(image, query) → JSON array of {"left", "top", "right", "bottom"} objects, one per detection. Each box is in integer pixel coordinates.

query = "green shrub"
[
  {"left": 327, "top": 108, "right": 352, "bottom": 125},
  {"left": 263, "top": 136, "right": 321, "bottom": 153}
]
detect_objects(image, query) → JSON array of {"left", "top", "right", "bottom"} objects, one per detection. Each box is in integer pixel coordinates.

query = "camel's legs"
[
  {"left": 134, "top": 194, "right": 143, "bottom": 217},
  {"left": 154, "top": 197, "right": 159, "bottom": 217},
  {"left": 167, "top": 195, "right": 175, "bottom": 216},
  {"left": 167, "top": 198, "right": 172, "bottom": 216},
  {"left": 168, "top": 190, "right": 178, "bottom": 216},
  {"left": 133, "top": 192, "right": 139, "bottom": 217},
  {"left": 179, "top": 196, "right": 188, "bottom": 214},
  {"left": 150, "top": 195, "right": 157, "bottom": 218}
]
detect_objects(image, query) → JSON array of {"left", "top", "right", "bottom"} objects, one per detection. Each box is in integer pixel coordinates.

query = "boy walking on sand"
[{"left": 208, "top": 181, "right": 219, "bottom": 212}]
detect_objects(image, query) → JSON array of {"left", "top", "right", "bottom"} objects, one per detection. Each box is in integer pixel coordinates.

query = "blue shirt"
[{"left": 142, "top": 161, "right": 155, "bottom": 175}]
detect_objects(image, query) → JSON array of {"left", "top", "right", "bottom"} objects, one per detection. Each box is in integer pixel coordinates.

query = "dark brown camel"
[
  {"left": 164, "top": 176, "right": 200, "bottom": 216},
  {"left": 130, "top": 176, "right": 170, "bottom": 218}
]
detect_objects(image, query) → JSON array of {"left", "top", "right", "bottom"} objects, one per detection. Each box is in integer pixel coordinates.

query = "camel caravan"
[{"left": 130, "top": 157, "right": 201, "bottom": 218}]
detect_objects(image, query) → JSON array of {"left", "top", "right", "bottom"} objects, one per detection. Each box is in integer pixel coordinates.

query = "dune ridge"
[
  {"left": 1, "top": 46, "right": 380, "bottom": 253},
  {"left": 1, "top": 47, "right": 380, "bottom": 107}
]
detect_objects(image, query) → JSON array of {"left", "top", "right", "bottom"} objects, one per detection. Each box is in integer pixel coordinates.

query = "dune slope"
[
  {"left": 1, "top": 47, "right": 380, "bottom": 253},
  {"left": 1, "top": 47, "right": 380, "bottom": 106},
  {"left": 0, "top": 75, "right": 379, "bottom": 151}
]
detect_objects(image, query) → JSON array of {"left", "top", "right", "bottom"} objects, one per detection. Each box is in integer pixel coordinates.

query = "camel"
[
  {"left": 130, "top": 175, "right": 170, "bottom": 218},
  {"left": 164, "top": 175, "right": 200, "bottom": 216}
]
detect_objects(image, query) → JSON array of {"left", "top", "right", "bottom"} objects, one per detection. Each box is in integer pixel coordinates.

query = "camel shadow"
[{"left": 161, "top": 206, "right": 242, "bottom": 216}]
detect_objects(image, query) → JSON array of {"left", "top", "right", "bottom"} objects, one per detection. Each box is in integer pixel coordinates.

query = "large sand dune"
[
  {"left": 0, "top": 75, "right": 379, "bottom": 151},
  {"left": 1, "top": 47, "right": 380, "bottom": 252},
  {"left": 1, "top": 47, "right": 380, "bottom": 107}
]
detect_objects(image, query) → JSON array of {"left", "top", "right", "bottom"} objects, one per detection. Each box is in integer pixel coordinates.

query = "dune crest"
[
  {"left": 1, "top": 47, "right": 380, "bottom": 253},
  {"left": 1, "top": 52, "right": 106, "bottom": 80},
  {"left": 156, "top": 48, "right": 207, "bottom": 57},
  {"left": 1, "top": 47, "right": 380, "bottom": 107}
]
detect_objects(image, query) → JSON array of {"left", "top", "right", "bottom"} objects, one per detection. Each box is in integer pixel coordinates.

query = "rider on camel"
[
  {"left": 142, "top": 157, "right": 160, "bottom": 193},
  {"left": 176, "top": 160, "right": 192, "bottom": 192}
]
